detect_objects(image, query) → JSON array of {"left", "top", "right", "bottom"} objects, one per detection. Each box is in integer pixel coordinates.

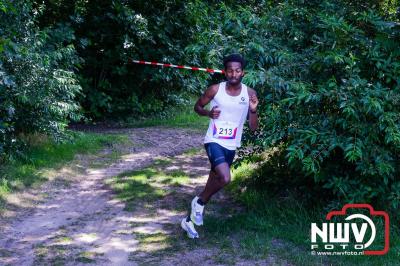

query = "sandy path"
[{"left": 0, "top": 127, "right": 205, "bottom": 266}]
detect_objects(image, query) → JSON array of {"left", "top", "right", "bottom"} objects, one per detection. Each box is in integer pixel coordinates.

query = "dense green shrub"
[
  {"left": 186, "top": 1, "right": 400, "bottom": 210},
  {"left": 0, "top": 1, "right": 82, "bottom": 159}
]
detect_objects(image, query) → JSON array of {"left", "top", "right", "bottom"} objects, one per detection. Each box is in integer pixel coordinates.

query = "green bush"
[
  {"left": 187, "top": 1, "right": 400, "bottom": 210},
  {"left": 0, "top": 1, "right": 82, "bottom": 159}
]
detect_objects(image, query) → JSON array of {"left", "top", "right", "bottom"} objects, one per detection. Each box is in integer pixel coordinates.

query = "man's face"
[{"left": 225, "top": 61, "right": 244, "bottom": 85}]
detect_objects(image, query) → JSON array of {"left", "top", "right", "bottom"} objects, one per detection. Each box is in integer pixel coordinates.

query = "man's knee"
[
  {"left": 211, "top": 169, "right": 230, "bottom": 186},
  {"left": 213, "top": 163, "right": 231, "bottom": 186},
  {"left": 220, "top": 173, "right": 231, "bottom": 186}
]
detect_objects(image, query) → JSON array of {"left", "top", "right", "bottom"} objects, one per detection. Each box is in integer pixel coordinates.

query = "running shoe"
[
  {"left": 190, "top": 196, "right": 204, "bottom": 226},
  {"left": 181, "top": 217, "right": 199, "bottom": 238}
]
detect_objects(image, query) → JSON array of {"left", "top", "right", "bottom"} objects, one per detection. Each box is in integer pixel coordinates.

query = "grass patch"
[
  {"left": 160, "top": 170, "right": 189, "bottom": 186},
  {"left": 109, "top": 166, "right": 190, "bottom": 212},
  {"left": 33, "top": 243, "right": 71, "bottom": 265},
  {"left": 75, "top": 256, "right": 96, "bottom": 264},
  {"left": 182, "top": 147, "right": 202, "bottom": 156},
  {"left": 114, "top": 101, "right": 209, "bottom": 131},
  {"left": 110, "top": 168, "right": 167, "bottom": 211},
  {"left": 75, "top": 251, "right": 99, "bottom": 263},
  {"left": 205, "top": 161, "right": 400, "bottom": 265},
  {"left": 153, "top": 157, "right": 173, "bottom": 167},
  {"left": 56, "top": 236, "right": 73, "bottom": 244},
  {"left": 131, "top": 231, "right": 183, "bottom": 264},
  {"left": 110, "top": 160, "right": 195, "bottom": 263},
  {"left": 0, "top": 131, "right": 129, "bottom": 211}
]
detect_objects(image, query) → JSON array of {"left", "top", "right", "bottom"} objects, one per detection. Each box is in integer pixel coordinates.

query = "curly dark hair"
[{"left": 223, "top": 53, "right": 246, "bottom": 69}]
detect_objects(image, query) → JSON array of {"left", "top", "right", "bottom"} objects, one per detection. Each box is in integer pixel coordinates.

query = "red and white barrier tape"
[{"left": 131, "top": 59, "right": 225, "bottom": 74}]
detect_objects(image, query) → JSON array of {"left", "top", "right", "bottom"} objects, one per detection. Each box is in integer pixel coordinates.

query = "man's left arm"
[{"left": 248, "top": 88, "right": 259, "bottom": 132}]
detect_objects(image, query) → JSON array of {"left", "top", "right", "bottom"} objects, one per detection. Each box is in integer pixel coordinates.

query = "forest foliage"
[{"left": 1, "top": 0, "right": 400, "bottom": 210}]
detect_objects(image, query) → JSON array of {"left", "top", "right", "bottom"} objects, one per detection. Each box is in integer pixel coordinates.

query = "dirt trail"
[
  {"left": 0, "top": 127, "right": 274, "bottom": 266},
  {"left": 0, "top": 128, "right": 204, "bottom": 265}
]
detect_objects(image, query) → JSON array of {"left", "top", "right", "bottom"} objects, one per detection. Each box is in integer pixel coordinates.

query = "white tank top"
[{"left": 204, "top": 82, "right": 249, "bottom": 150}]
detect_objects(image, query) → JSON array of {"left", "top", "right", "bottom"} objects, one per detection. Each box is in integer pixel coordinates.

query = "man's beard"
[{"left": 227, "top": 77, "right": 242, "bottom": 85}]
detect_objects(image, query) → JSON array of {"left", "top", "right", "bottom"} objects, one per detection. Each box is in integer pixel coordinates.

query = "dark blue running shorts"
[{"left": 204, "top": 142, "right": 236, "bottom": 171}]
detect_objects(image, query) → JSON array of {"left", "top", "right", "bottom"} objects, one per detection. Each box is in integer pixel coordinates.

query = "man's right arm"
[{"left": 194, "top": 84, "right": 218, "bottom": 117}]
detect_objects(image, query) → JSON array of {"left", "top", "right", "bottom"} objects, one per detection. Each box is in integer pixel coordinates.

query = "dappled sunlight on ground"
[
  {"left": 0, "top": 127, "right": 271, "bottom": 265},
  {"left": 75, "top": 233, "right": 99, "bottom": 243},
  {"left": 0, "top": 127, "right": 204, "bottom": 265}
]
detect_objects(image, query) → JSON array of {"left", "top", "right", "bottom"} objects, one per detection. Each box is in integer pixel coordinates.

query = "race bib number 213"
[{"left": 213, "top": 121, "right": 238, "bottom": 139}]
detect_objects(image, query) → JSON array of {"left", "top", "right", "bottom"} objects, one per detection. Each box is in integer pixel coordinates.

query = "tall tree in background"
[{"left": 35, "top": 0, "right": 210, "bottom": 118}]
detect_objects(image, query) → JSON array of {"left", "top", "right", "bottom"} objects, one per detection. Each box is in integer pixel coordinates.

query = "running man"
[{"left": 181, "top": 54, "right": 259, "bottom": 238}]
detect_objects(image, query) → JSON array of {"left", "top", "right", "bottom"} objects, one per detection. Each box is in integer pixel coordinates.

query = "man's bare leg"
[
  {"left": 186, "top": 160, "right": 231, "bottom": 223},
  {"left": 199, "top": 162, "right": 231, "bottom": 204}
]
